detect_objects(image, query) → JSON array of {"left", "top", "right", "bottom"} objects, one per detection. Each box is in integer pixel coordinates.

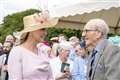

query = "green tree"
[
  {"left": 0, "top": 9, "right": 40, "bottom": 42},
  {"left": 46, "top": 28, "right": 82, "bottom": 41}
]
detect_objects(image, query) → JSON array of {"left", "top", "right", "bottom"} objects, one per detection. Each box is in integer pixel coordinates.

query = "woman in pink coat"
[{"left": 8, "top": 11, "right": 58, "bottom": 80}]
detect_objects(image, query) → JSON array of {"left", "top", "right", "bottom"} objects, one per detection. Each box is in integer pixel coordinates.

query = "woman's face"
[
  {"left": 61, "top": 49, "right": 70, "bottom": 61},
  {"left": 75, "top": 46, "right": 86, "bottom": 57},
  {"left": 31, "top": 28, "right": 47, "bottom": 42}
]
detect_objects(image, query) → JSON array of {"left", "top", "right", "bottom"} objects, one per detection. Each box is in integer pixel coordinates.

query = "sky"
[
  {"left": 0, "top": 0, "right": 42, "bottom": 24},
  {"left": 0, "top": 0, "right": 119, "bottom": 24},
  {"left": 0, "top": 0, "right": 67, "bottom": 24}
]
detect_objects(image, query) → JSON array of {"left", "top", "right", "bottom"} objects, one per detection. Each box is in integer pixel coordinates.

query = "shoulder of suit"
[
  {"left": 103, "top": 41, "right": 120, "bottom": 56},
  {"left": 107, "top": 42, "right": 120, "bottom": 50}
]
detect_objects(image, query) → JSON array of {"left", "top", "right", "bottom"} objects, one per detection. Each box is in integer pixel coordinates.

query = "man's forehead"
[
  {"left": 3, "top": 42, "right": 11, "bottom": 46},
  {"left": 62, "top": 48, "right": 70, "bottom": 51},
  {"left": 84, "top": 24, "right": 96, "bottom": 30}
]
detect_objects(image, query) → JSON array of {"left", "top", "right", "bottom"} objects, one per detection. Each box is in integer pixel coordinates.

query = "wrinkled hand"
[{"left": 63, "top": 71, "right": 71, "bottom": 78}]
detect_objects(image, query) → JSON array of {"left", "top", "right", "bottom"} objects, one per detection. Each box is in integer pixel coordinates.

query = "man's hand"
[{"left": 3, "top": 64, "right": 8, "bottom": 72}]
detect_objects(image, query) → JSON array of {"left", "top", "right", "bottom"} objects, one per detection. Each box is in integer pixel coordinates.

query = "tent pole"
[{"left": 114, "top": 16, "right": 120, "bottom": 34}]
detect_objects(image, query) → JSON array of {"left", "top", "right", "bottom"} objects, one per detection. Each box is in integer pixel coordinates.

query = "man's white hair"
[
  {"left": 58, "top": 41, "right": 72, "bottom": 54},
  {"left": 69, "top": 36, "right": 79, "bottom": 45},
  {"left": 85, "top": 19, "right": 109, "bottom": 38}
]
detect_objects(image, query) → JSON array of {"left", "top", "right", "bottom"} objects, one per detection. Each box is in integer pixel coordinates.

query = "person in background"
[
  {"left": 72, "top": 42, "right": 88, "bottom": 80},
  {"left": 13, "top": 39, "right": 21, "bottom": 46},
  {"left": 0, "top": 41, "right": 13, "bottom": 80},
  {"left": 8, "top": 11, "right": 58, "bottom": 80},
  {"left": 5, "top": 35, "right": 15, "bottom": 45},
  {"left": 82, "top": 19, "right": 120, "bottom": 80},
  {"left": 37, "top": 42, "right": 52, "bottom": 59},
  {"left": 50, "top": 42, "right": 73, "bottom": 80},
  {"left": 55, "top": 34, "right": 68, "bottom": 57},
  {"left": 50, "top": 37, "right": 59, "bottom": 57},
  {"left": 0, "top": 43, "right": 3, "bottom": 56},
  {"left": 68, "top": 36, "right": 80, "bottom": 61},
  {"left": 58, "top": 34, "right": 68, "bottom": 43}
]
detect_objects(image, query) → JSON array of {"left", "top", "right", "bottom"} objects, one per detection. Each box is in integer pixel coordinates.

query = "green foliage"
[
  {"left": 0, "top": 9, "right": 40, "bottom": 43},
  {"left": 46, "top": 28, "right": 82, "bottom": 42}
]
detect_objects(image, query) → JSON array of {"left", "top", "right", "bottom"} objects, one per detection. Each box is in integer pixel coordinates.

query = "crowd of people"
[{"left": 0, "top": 11, "right": 120, "bottom": 80}]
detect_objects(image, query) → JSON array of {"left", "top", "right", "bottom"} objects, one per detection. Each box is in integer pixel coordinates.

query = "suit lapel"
[{"left": 91, "top": 40, "right": 108, "bottom": 79}]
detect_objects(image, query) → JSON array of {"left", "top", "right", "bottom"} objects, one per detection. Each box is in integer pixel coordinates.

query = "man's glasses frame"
[{"left": 82, "top": 29, "right": 97, "bottom": 33}]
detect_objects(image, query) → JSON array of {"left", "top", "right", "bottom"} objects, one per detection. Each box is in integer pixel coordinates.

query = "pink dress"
[{"left": 8, "top": 46, "right": 53, "bottom": 80}]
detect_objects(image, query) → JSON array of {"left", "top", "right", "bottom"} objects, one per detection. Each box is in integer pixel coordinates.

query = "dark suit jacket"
[{"left": 87, "top": 40, "right": 120, "bottom": 80}]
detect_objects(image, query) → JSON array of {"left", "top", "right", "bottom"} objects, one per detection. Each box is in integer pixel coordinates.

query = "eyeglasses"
[
  {"left": 75, "top": 50, "right": 79, "bottom": 53},
  {"left": 82, "top": 29, "right": 97, "bottom": 33},
  {"left": 41, "top": 28, "right": 46, "bottom": 30}
]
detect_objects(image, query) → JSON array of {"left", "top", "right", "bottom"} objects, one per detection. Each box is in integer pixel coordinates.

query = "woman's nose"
[{"left": 43, "top": 31, "right": 47, "bottom": 36}]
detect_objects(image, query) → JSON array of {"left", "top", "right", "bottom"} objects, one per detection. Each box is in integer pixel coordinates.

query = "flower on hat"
[{"left": 33, "top": 11, "right": 50, "bottom": 26}]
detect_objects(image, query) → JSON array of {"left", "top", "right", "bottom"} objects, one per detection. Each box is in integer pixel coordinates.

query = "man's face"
[
  {"left": 3, "top": 42, "right": 12, "bottom": 53},
  {"left": 82, "top": 25, "right": 100, "bottom": 48}
]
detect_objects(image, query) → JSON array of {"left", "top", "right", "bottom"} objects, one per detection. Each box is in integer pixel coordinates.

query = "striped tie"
[{"left": 89, "top": 49, "right": 97, "bottom": 78}]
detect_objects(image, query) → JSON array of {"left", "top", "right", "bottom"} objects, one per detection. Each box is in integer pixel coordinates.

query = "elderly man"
[
  {"left": 82, "top": 19, "right": 120, "bottom": 80},
  {"left": 50, "top": 42, "right": 73, "bottom": 80}
]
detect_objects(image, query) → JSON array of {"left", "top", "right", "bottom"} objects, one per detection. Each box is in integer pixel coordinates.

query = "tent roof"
[
  {"left": 49, "top": 1, "right": 120, "bottom": 17},
  {"left": 55, "top": 7, "right": 120, "bottom": 34}
]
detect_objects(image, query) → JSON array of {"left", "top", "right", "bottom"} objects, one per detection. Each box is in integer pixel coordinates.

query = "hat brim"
[
  {"left": 18, "top": 18, "right": 58, "bottom": 39},
  {"left": 50, "top": 37, "right": 59, "bottom": 41},
  {"left": 20, "top": 18, "right": 58, "bottom": 33}
]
